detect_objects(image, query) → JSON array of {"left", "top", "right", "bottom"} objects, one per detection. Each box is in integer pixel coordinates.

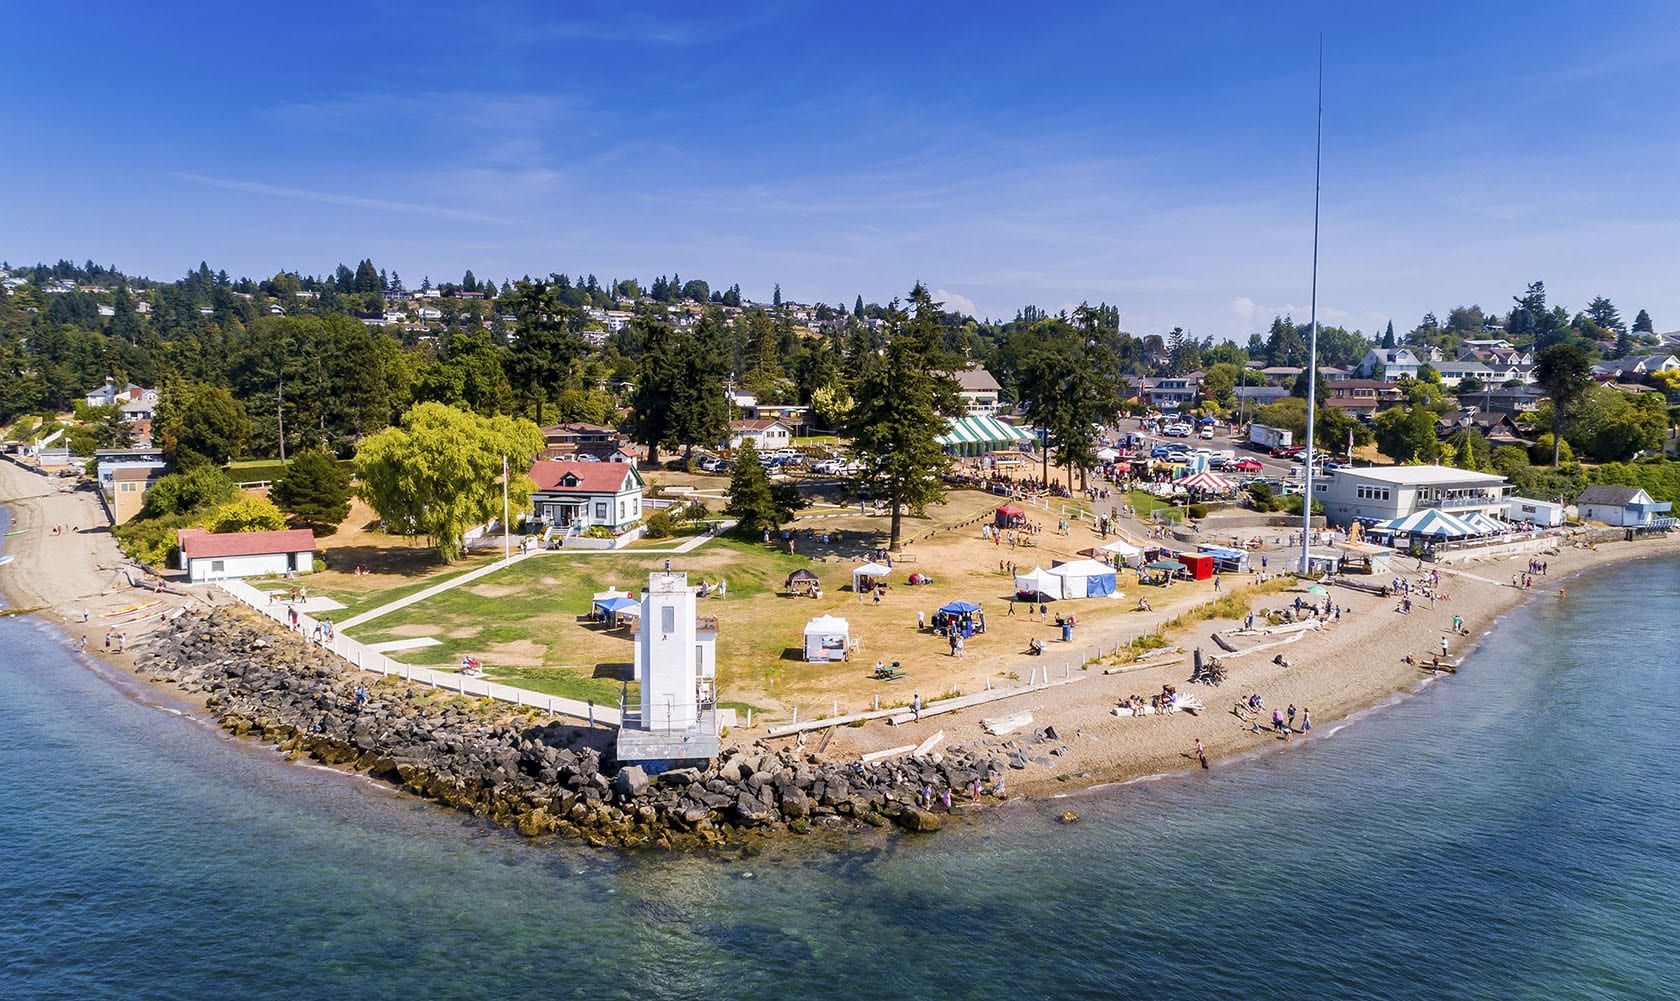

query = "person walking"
[
  {"left": 1300, "top": 707, "right": 1311, "bottom": 732},
  {"left": 1194, "top": 739, "right": 1208, "bottom": 769},
  {"left": 911, "top": 691, "right": 922, "bottom": 721},
  {"left": 1441, "top": 636, "right": 1449, "bottom": 659}
]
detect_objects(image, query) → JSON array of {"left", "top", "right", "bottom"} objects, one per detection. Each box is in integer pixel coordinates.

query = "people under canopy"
[
  {"left": 786, "top": 567, "right": 821, "bottom": 595},
  {"left": 994, "top": 504, "right": 1026, "bottom": 529},
  {"left": 1141, "top": 558, "right": 1186, "bottom": 587},
  {"left": 1095, "top": 538, "right": 1145, "bottom": 569},
  {"left": 802, "top": 614, "right": 851, "bottom": 662},
  {"left": 1013, "top": 566, "right": 1064, "bottom": 600},
  {"left": 1049, "top": 559, "right": 1121, "bottom": 598},
  {"left": 851, "top": 562, "right": 891, "bottom": 593},
  {"left": 591, "top": 594, "right": 640, "bottom": 624},
  {"left": 932, "top": 599, "right": 986, "bottom": 637}
]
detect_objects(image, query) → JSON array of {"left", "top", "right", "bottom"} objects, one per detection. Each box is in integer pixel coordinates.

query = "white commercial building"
[{"left": 1314, "top": 464, "right": 1511, "bottom": 528}]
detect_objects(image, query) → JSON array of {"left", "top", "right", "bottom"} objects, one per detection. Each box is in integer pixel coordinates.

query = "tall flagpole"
[
  {"left": 503, "top": 454, "right": 510, "bottom": 561},
  {"left": 1300, "top": 35, "right": 1324, "bottom": 576}
]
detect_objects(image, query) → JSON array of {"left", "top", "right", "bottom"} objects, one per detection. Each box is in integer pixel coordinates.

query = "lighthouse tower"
[{"left": 638, "top": 570, "right": 698, "bottom": 730}]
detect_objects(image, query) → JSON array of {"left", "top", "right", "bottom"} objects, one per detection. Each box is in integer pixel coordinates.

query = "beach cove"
[{"left": 4, "top": 453, "right": 1680, "bottom": 847}]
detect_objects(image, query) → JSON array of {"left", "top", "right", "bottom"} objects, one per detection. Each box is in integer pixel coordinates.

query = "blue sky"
[{"left": 8, "top": 1, "right": 1680, "bottom": 340}]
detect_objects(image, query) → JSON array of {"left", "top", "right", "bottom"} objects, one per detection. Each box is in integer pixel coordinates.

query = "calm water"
[{"left": 1, "top": 513, "right": 1676, "bottom": 999}]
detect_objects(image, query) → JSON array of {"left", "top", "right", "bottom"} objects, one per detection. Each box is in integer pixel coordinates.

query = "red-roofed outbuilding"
[{"left": 177, "top": 528, "right": 317, "bottom": 581}]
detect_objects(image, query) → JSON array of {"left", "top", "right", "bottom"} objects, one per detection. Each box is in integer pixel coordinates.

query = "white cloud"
[
  {"left": 173, "top": 172, "right": 513, "bottom": 226},
  {"left": 932, "top": 288, "right": 977, "bottom": 318}
]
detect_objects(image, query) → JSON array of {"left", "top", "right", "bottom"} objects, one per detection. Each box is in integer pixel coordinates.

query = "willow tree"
[
  {"left": 355, "top": 402, "right": 542, "bottom": 561},
  {"left": 845, "top": 284, "right": 962, "bottom": 549}
]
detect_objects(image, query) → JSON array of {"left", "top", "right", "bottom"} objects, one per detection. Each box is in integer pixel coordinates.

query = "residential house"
[
  {"left": 109, "top": 465, "right": 165, "bottom": 523},
  {"left": 1324, "top": 379, "right": 1405, "bottom": 418},
  {"left": 1575, "top": 485, "right": 1673, "bottom": 528},
  {"left": 1464, "top": 385, "right": 1547, "bottom": 417},
  {"left": 728, "top": 419, "right": 792, "bottom": 451},
  {"left": 1355, "top": 348, "right": 1422, "bottom": 381},
  {"left": 1591, "top": 354, "right": 1680, "bottom": 380},
  {"left": 1233, "top": 386, "right": 1292, "bottom": 405},
  {"left": 176, "top": 527, "right": 317, "bottom": 582},
  {"left": 1142, "top": 373, "right": 1202, "bottom": 409},
  {"left": 94, "top": 448, "right": 167, "bottom": 496},
  {"left": 84, "top": 377, "right": 158, "bottom": 412},
  {"left": 1435, "top": 408, "right": 1523, "bottom": 443},
  {"left": 1431, "top": 360, "right": 1499, "bottom": 387},
  {"left": 528, "top": 460, "right": 646, "bottom": 532},
  {"left": 539, "top": 422, "right": 626, "bottom": 460},
  {"left": 1314, "top": 464, "right": 1511, "bottom": 528}
]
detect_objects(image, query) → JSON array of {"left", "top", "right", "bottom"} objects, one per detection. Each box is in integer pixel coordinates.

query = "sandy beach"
[{"left": 6, "top": 452, "right": 1679, "bottom": 804}]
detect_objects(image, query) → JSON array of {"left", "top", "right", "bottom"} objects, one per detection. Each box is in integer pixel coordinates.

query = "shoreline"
[{"left": 5, "top": 454, "right": 1679, "bottom": 842}]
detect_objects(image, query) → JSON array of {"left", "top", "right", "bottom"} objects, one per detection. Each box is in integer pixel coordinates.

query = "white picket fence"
[{"left": 215, "top": 579, "right": 621, "bottom": 727}]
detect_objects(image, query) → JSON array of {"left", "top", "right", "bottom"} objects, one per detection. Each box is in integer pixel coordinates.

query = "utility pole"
[
  {"left": 1300, "top": 35, "right": 1324, "bottom": 576},
  {"left": 277, "top": 381, "right": 286, "bottom": 464}
]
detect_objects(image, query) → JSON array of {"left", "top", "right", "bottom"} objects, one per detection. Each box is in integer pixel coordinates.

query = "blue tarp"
[
  {"left": 594, "top": 596, "right": 639, "bottom": 614},
  {"left": 938, "top": 600, "right": 982, "bottom": 615},
  {"left": 1085, "top": 572, "right": 1117, "bottom": 598}
]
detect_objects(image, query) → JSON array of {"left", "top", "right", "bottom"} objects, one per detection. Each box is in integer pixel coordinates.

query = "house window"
[
  {"left": 211, "top": 560, "right": 224, "bottom": 574},
  {"left": 595, "top": 501, "right": 608, "bottom": 520}
]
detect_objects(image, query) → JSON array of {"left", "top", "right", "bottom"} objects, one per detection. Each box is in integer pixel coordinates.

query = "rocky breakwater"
[{"left": 134, "top": 607, "right": 1018, "bottom": 851}]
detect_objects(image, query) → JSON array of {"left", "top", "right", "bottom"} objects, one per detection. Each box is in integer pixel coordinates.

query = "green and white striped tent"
[{"left": 937, "top": 416, "right": 1034, "bottom": 456}]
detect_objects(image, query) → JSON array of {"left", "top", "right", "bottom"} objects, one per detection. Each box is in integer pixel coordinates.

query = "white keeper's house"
[
  {"left": 1314, "top": 464, "right": 1511, "bottom": 528},
  {"left": 528, "top": 460, "right": 646, "bottom": 532}
]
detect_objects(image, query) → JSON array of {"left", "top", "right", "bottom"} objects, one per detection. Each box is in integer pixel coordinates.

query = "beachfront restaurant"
[{"left": 1314, "top": 464, "right": 1510, "bottom": 529}]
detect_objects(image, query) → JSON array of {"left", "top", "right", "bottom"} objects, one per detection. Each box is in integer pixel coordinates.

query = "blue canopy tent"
[
  {"left": 934, "top": 599, "right": 986, "bottom": 636},
  {"left": 591, "top": 593, "right": 639, "bottom": 625}
]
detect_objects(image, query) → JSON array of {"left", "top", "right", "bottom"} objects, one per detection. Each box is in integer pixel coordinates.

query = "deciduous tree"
[{"left": 355, "top": 402, "right": 541, "bottom": 561}]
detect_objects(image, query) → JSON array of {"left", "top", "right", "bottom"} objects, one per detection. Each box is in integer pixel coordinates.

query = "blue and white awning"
[{"left": 1379, "top": 509, "right": 1476, "bottom": 537}]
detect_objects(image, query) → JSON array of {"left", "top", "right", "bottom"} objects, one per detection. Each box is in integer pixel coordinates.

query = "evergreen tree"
[
  {"left": 855, "top": 294, "right": 865, "bottom": 318},
  {"left": 723, "top": 441, "right": 797, "bottom": 531},
  {"left": 1533, "top": 343, "right": 1594, "bottom": 468},
  {"left": 1633, "top": 308, "right": 1654, "bottom": 334},
  {"left": 845, "top": 284, "right": 963, "bottom": 548},
  {"left": 502, "top": 279, "right": 582, "bottom": 424},
  {"left": 773, "top": 283, "right": 783, "bottom": 308},
  {"left": 1586, "top": 296, "right": 1623, "bottom": 333},
  {"left": 354, "top": 259, "right": 380, "bottom": 294},
  {"left": 269, "top": 448, "right": 351, "bottom": 533}
]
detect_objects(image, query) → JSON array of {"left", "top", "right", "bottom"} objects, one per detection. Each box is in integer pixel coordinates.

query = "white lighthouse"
[{"left": 617, "top": 569, "right": 719, "bottom": 765}]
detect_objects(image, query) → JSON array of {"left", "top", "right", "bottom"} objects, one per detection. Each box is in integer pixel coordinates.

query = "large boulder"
[
  {"left": 614, "top": 765, "right": 650, "bottom": 800},
  {"left": 893, "top": 807, "right": 942, "bottom": 833}
]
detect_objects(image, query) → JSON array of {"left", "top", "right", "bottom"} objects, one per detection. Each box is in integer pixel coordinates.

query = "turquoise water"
[{"left": 1, "top": 524, "right": 1676, "bottom": 999}]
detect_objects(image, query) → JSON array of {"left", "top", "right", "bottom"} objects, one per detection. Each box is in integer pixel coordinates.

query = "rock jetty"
[{"left": 135, "top": 607, "right": 1031, "bottom": 851}]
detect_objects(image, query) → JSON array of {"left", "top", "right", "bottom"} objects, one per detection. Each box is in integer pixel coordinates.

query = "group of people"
[{"left": 1234, "top": 693, "right": 1309, "bottom": 736}]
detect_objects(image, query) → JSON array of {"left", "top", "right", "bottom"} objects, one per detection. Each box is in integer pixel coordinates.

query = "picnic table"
[{"left": 872, "top": 662, "right": 906, "bottom": 681}]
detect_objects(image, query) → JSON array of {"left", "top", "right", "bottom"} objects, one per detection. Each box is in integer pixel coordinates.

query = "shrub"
[
  {"left": 644, "top": 509, "right": 675, "bottom": 539},
  {"left": 582, "top": 525, "right": 614, "bottom": 539},
  {"left": 1187, "top": 503, "right": 1209, "bottom": 519}
]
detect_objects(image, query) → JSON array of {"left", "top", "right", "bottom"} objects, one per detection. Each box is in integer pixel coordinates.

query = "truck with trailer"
[{"left": 1248, "top": 424, "right": 1293, "bottom": 452}]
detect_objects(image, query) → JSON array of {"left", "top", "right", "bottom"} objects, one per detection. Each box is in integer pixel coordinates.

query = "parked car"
[
  {"left": 1198, "top": 426, "right": 1215, "bottom": 439},
  {"left": 699, "top": 456, "right": 727, "bottom": 472}
]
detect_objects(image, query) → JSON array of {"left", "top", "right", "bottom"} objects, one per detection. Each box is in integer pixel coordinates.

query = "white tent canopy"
[
  {"left": 1097, "top": 538, "right": 1144, "bottom": 567},
  {"left": 1013, "top": 566, "right": 1064, "bottom": 600},
  {"left": 803, "top": 614, "right": 851, "bottom": 661},
  {"left": 852, "top": 562, "right": 891, "bottom": 592},
  {"left": 1050, "top": 559, "right": 1121, "bottom": 599}
]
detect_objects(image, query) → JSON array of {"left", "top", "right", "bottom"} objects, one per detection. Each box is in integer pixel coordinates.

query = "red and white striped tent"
[{"left": 1175, "top": 470, "right": 1236, "bottom": 493}]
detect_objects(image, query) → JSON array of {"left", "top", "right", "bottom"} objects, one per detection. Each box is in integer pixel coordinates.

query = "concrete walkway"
[
  {"left": 217, "top": 578, "right": 622, "bottom": 727},
  {"left": 337, "top": 520, "right": 739, "bottom": 630}
]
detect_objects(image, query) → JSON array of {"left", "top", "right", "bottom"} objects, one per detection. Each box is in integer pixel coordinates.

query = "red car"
[{"left": 1230, "top": 458, "right": 1264, "bottom": 472}]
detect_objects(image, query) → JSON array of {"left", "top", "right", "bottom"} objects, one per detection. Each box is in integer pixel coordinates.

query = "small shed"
[
  {"left": 177, "top": 528, "right": 317, "bottom": 582},
  {"left": 852, "top": 562, "right": 891, "bottom": 593},
  {"left": 1176, "top": 553, "right": 1215, "bottom": 581},
  {"left": 786, "top": 568, "right": 821, "bottom": 596},
  {"left": 803, "top": 615, "right": 851, "bottom": 662},
  {"left": 1049, "top": 559, "right": 1120, "bottom": 598},
  {"left": 1013, "top": 566, "right": 1063, "bottom": 600}
]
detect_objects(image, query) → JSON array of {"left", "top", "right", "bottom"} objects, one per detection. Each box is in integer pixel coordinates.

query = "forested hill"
[{"left": 0, "top": 256, "right": 1667, "bottom": 468}]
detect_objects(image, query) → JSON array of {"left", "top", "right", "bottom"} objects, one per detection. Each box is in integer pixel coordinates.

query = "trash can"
[{"left": 1061, "top": 622, "right": 1072, "bottom": 643}]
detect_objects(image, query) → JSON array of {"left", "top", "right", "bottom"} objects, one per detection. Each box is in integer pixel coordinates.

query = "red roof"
[
  {"left": 177, "top": 528, "right": 317, "bottom": 560},
  {"left": 528, "top": 460, "right": 639, "bottom": 494}
]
